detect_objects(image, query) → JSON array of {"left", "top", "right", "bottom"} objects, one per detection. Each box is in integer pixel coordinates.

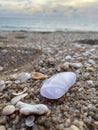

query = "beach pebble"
[
  {"left": 82, "top": 51, "right": 91, "bottom": 56},
  {"left": 16, "top": 101, "right": 50, "bottom": 115},
  {"left": 0, "top": 66, "right": 3, "bottom": 71},
  {"left": 86, "top": 67, "right": 94, "bottom": 72},
  {"left": 0, "top": 80, "right": 5, "bottom": 92},
  {"left": 0, "top": 125, "right": 6, "bottom": 130},
  {"left": 25, "top": 115, "right": 35, "bottom": 127},
  {"left": 87, "top": 80, "right": 94, "bottom": 86},
  {"left": 65, "top": 55, "right": 73, "bottom": 61},
  {"left": 0, "top": 116, "right": 6, "bottom": 125},
  {"left": 1, "top": 49, "right": 8, "bottom": 54},
  {"left": 72, "top": 63, "right": 83, "bottom": 68},
  {"left": 9, "top": 74, "right": 18, "bottom": 80},
  {"left": 2, "top": 105, "right": 15, "bottom": 116},
  {"left": 70, "top": 125, "right": 80, "bottom": 130},
  {"left": 88, "top": 59, "right": 96, "bottom": 65},
  {"left": 60, "top": 62, "right": 70, "bottom": 70}
]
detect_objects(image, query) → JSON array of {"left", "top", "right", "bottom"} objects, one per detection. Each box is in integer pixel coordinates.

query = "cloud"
[{"left": 0, "top": 0, "right": 98, "bottom": 18}]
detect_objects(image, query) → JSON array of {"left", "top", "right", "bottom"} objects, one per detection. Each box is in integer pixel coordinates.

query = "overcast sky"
[{"left": 0, "top": 0, "right": 98, "bottom": 18}]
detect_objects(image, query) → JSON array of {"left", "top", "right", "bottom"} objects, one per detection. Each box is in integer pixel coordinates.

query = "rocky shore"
[{"left": 0, "top": 30, "right": 98, "bottom": 130}]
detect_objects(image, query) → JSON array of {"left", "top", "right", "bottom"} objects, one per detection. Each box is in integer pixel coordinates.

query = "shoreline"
[{"left": 1, "top": 29, "right": 98, "bottom": 33}]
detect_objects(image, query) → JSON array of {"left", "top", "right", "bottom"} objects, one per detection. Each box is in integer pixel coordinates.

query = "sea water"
[{"left": 0, "top": 16, "right": 98, "bottom": 32}]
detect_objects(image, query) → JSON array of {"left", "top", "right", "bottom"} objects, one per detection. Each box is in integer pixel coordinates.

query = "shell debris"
[{"left": 11, "top": 93, "right": 28, "bottom": 105}]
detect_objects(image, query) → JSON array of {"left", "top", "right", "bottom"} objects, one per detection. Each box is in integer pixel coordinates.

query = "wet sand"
[{"left": 0, "top": 30, "right": 98, "bottom": 130}]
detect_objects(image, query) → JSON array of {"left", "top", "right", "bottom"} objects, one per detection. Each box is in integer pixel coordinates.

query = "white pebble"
[{"left": 72, "top": 63, "right": 83, "bottom": 68}]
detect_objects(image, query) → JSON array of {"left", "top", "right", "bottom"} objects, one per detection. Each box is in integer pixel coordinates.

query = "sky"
[{"left": 0, "top": 0, "right": 98, "bottom": 18}]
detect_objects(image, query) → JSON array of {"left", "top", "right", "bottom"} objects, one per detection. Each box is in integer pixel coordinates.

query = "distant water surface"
[{"left": 0, "top": 16, "right": 98, "bottom": 32}]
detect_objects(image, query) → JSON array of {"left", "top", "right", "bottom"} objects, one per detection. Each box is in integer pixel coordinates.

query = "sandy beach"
[{"left": 0, "top": 30, "right": 98, "bottom": 130}]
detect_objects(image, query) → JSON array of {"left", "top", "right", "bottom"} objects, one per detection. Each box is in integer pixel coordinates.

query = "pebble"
[
  {"left": 65, "top": 55, "right": 73, "bottom": 61},
  {"left": 0, "top": 116, "right": 6, "bottom": 125},
  {"left": 16, "top": 101, "right": 50, "bottom": 115},
  {"left": 87, "top": 80, "right": 94, "bottom": 86},
  {"left": 70, "top": 125, "right": 80, "bottom": 130},
  {"left": 2, "top": 105, "right": 15, "bottom": 116},
  {"left": 0, "top": 80, "right": 5, "bottom": 92},
  {"left": 88, "top": 59, "right": 96, "bottom": 65},
  {"left": 0, "top": 125, "right": 6, "bottom": 130},
  {"left": 72, "top": 63, "right": 83, "bottom": 68},
  {"left": 82, "top": 51, "right": 91, "bottom": 56},
  {"left": 0, "top": 66, "right": 4, "bottom": 71}
]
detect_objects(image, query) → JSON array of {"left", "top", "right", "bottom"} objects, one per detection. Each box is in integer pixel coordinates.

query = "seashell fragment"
[
  {"left": 25, "top": 115, "right": 35, "bottom": 127},
  {"left": 18, "top": 73, "right": 31, "bottom": 82},
  {"left": 12, "top": 87, "right": 27, "bottom": 96},
  {"left": 40, "top": 72, "right": 76, "bottom": 99},
  {"left": 0, "top": 80, "right": 5, "bottom": 92},
  {"left": 11, "top": 93, "right": 28, "bottom": 105},
  {"left": 32, "top": 72, "right": 48, "bottom": 80},
  {"left": 16, "top": 101, "right": 50, "bottom": 115},
  {"left": 2, "top": 105, "right": 15, "bottom": 116}
]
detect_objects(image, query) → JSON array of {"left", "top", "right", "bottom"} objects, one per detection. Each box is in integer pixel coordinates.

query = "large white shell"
[{"left": 40, "top": 72, "right": 76, "bottom": 99}]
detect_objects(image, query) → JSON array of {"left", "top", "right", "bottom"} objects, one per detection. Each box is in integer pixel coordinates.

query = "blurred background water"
[{"left": 0, "top": 16, "right": 98, "bottom": 32}]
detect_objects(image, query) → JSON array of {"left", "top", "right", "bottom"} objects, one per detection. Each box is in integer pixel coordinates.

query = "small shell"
[
  {"left": 0, "top": 80, "right": 5, "bottom": 92},
  {"left": 25, "top": 115, "right": 35, "bottom": 127},
  {"left": 11, "top": 93, "right": 28, "bottom": 105},
  {"left": 2, "top": 105, "right": 15, "bottom": 115},
  {"left": 32, "top": 72, "right": 48, "bottom": 80},
  {"left": 16, "top": 101, "right": 50, "bottom": 115},
  {"left": 40, "top": 72, "right": 76, "bottom": 99},
  {"left": 18, "top": 73, "right": 31, "bottom": 82}
]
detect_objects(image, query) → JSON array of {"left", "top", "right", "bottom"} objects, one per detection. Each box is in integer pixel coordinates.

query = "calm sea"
[{"left": 0, "top": 16, "right": 98, "bottom": 32}]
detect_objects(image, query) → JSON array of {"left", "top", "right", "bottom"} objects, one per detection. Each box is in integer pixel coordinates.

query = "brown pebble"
[
  {"left": 86, "top": 67, "right": 94, "bottom": 72},
  {"left": 59, "top": 64, "right": 67, "bottom": 70},
  {"left": 0, "top": 125, "right": 6, "bottom": 130},
  {"left": 70, "top": 125, "right": 80, "bottom": 130},
  {"left": 10, "top": 114, "right": 16, "bottom": 119}
]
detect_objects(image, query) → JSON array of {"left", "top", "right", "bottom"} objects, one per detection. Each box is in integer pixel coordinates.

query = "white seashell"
[
  {"left": 40, "top": 72, "right": 76, "bottom": 99},
  {"left": 16, "top": 101, "right": 50, "bottom": 115},
  {"left": 2, "top": 105, "right": 15, "bottom": 115},
  {"left": 18, "top": 73, "right": 31, "bottom": 82},
  {"left": 0, "top": 80, "right": 5, "bottom": 92},
  {"left": 11, "top": 93, "right": 28, "bottom": 105},
  {"left": 25, "top": 115, "right": 35, "bottom": 127}
]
